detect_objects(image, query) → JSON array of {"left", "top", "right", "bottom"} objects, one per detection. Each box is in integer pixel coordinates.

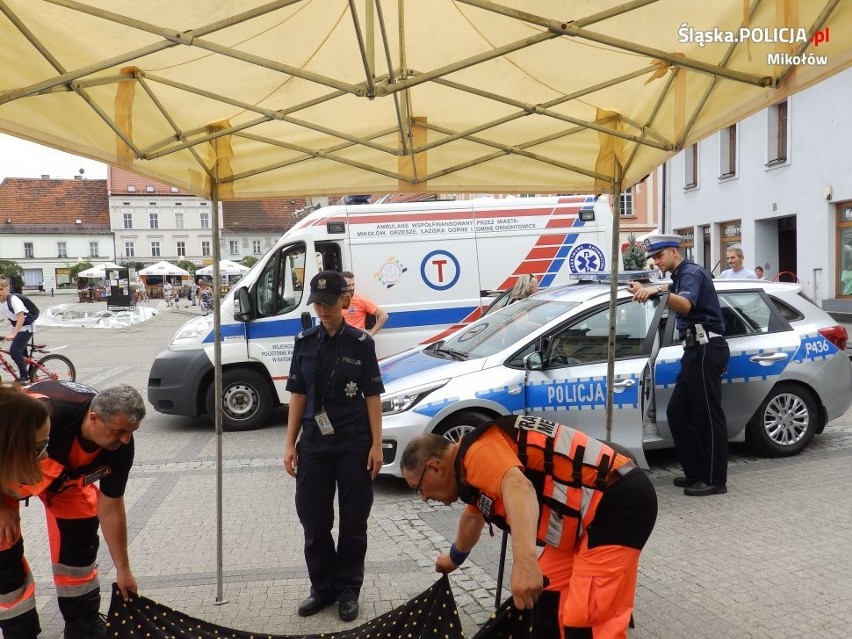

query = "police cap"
[
  {"left": 307, "top": 270, "right": 348, "bottom": 305},
  {"left": 642, "top": 232, "right": 682, "bottom": 259}
]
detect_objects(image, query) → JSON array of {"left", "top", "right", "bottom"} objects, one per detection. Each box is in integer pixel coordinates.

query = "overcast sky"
[{"left": 0, "top": 133, "right": 108, "bottom": 181}]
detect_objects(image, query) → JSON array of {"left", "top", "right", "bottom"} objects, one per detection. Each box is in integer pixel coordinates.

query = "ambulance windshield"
[{"left": 435, "top": 299, "right": 579, "bottom": 359}]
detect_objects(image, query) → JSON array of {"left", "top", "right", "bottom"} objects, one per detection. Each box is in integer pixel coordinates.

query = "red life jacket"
[{"left": 455, "top": 415, "right": 633, "bottom": 549}]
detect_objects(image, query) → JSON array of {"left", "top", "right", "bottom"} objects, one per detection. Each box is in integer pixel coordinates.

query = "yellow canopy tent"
[{"left": 2, "top": 0, "right": 849, "bottom": 602}]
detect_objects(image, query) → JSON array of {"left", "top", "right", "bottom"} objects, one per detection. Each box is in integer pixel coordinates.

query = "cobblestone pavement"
[{"left": 16, "top": 295, "right": 852, "bottom": 637}]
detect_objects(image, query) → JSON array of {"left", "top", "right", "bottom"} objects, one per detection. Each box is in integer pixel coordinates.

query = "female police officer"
[{"left": 283, "top": 270, "right": 384, "bottom": 622}]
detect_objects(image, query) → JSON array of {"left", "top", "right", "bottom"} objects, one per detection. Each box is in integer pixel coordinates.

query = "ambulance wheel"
[
  {"left": 434, "top": 411, "right": 493, "bottom": 443},
  {"left": 206, "top": 369, "right": 273, "bottom": 431},
  {"left": 746, "top": 383, "right": 818, "bottom": 457}
]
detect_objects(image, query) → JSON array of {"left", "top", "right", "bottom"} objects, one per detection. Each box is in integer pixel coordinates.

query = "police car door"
[
  {"left": 652, "top": 288, "right": 800, "bottom": 443},
  {"left": 522, "top": 297, "right": 655, "bottom": 458}
]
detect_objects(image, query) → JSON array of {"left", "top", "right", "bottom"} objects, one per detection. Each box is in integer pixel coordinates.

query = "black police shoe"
[
  {"left": 64, "top": 614, "right": 107, "bottom": 639},
  {"left": 339, "top": 600, "right": 359, "bottom": 622},
  {"left": 672, "top": 476, "right": 694, "bottom": 487},
  {"left": 298, "top": 596, "right": 333, "bottom": 617},
  {"left": 684, "top": 481, "right": 727, "bottom": 496}
]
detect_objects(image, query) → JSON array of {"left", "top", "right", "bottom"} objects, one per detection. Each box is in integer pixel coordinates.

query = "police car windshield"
[{"left": 438, "top": 298, "right": 579, "bottom": 358}]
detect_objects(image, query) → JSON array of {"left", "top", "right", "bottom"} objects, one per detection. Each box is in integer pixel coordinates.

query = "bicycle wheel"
[{"left": 30, "top": 354, "right": 76, "bottom": 383}]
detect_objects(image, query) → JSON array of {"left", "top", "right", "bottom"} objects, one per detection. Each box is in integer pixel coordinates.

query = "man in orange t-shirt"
[
  {"left": 342, "top": 271, "right": 388, "bottom": 336},
  {"left": 400, "top": 416, "right": 657, "bottom": 639}
]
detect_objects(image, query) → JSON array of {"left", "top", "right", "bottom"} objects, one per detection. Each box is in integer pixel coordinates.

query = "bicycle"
[{"left": 0, "top": 335, "right": 76, "bottom": 384}]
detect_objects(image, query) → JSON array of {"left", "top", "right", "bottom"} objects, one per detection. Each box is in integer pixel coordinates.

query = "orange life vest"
[{"left": 455, "top": 415, "right": 633, "bottom": 549}]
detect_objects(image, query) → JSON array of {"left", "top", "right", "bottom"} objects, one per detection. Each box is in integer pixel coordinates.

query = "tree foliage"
[
  {"left": 241, "top": 256, "right": 258, "bottom": 268},
  {"left": 0, "top": 259, "right": 24, "bottom": 289},
  {"left": 68, "top": 261, "right": 94, "bottom": 280},
  {"left": 176, "top": 259, "right": 198, "bottom": 276}
]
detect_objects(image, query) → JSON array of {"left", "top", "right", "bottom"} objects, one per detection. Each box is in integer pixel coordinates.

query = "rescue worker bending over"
[
  {"left": 0, "top": 380, "right": 146, "bottom": 639},
  {"left": 401, "top": 415, "right": 657, "bottom": 639}
]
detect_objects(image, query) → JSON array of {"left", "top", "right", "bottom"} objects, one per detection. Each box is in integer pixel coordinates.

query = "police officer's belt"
[{"left": 681, "top": 323, "right": 723, "bottom": 346}]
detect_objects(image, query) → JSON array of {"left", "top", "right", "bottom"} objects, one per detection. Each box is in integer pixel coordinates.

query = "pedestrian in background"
[
  {"left": 163, "top": 280, "right": 174, "bottom": 307},
  {"left": 189, "top": 279, "right": 198, "bottom": 306},
  {"left": 0, "top": 381, "right": 146, "bottom": 639},
  {"left": 401, "top": 415, "right": 657, "bottom": 639},
  {"left": 284, "top": 270, "right": 384, "bottom": 623},
  {"left": 198, "top": 280, "right": 214, "bottom": 315},
  {"left": 508, "top": 273, "right": 539, "bottom": 303},
  {"left": 717, "top": 246, "right": 757, "bottom": 279},
  {"left": 754, "top": 265, "right": 765, "bottom": 279},
  {"left": 628, "top": 232, "right": 729, "bottom": 496},
  {"left": 341, "top": 271, "right": 388, "bottom": 336}
]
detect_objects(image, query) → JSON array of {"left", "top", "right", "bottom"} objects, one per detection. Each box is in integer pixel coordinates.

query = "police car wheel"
[
  {"left": 205, "top": 369, "right": 274, "bottom": 431},
  {"left": 746, "top": 382, "right": 819, "bottom": 457},
  {"left": 434, "top": 411, "right": 493, "bottom": 443}
]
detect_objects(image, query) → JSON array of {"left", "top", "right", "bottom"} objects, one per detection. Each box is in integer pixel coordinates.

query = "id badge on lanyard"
[{"left": 314, "top": 337, "right": 340, "bottom": 436}]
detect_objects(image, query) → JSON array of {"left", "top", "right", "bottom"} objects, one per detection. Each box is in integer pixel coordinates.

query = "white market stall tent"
[
  {"left": 137, "top": 260, "right": 191, "bottom": 277},
  {"left": 77, "top": 262, "right": 122, "bottom": 278},
  {"left": 197, "top": 259, "right": 250, "bottom": 277}
]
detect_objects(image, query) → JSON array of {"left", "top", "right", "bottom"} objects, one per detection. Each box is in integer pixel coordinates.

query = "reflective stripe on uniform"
[{"left": 0, "top": 564, "right": 36, "bottom": 621}]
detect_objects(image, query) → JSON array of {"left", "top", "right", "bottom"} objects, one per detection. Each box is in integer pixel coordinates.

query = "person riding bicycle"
[{"left": 0, "top": 278, "right": 34, "bottom": 384}]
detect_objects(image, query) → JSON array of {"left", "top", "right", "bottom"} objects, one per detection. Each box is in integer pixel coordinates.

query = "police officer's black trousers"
[
  {"left": 667, "top": 338, "right": 730, "bottom": 487},
  {"left": 295, "top": 430, "right": 374, "bottom": 603}
]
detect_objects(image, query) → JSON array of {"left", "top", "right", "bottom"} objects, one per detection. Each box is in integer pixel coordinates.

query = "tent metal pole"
[
  {"left": 605, "top": 173, "right": 623, "bottom": 442},
  {"left": 210, "top": 180, "right": 228, "bottom": 605}
]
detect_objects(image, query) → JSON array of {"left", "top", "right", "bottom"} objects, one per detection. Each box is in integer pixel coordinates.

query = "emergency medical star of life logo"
[
  {"left": 567, "top": 243, "right": 606, "bottom": 273},
  {"left": 344, "top": 381, "right": 358, "bottom": 398}
]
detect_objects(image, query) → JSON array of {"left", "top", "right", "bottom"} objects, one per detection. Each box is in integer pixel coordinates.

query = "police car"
[{"left": 377, "top": 277, "right": 852, "bottom": 476}]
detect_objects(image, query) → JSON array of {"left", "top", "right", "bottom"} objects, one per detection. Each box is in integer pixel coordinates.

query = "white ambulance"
[{"left": 147, "top": 195, "right": 613, "bottom": 430}]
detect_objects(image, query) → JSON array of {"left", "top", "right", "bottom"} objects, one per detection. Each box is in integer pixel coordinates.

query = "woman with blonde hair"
[{"left": 509, "top": 273, "right": 539, "bottom": 303}]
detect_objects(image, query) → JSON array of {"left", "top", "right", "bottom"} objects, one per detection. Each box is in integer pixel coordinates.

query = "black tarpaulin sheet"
[{"left": 106, "top": 577, "right": 537, "bottom": 639}]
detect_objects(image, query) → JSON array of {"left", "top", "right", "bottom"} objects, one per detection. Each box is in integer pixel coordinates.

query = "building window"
[
  {"left": 151, "top": 241, "right": 160, "bottom": 257},
  {"left": 88, "top": 241, "right": 99, "bottom": 257},
  {"left": 170, "top": 186, "right": 179, "bottom": 193},
  {"left": 201, "top": 240, "right": 211, "bottom": 257},
  {"left": 176, "top": 241, "right": 186, "bottom": 257},
  {"left": 23, "top": 242, "right": 34, "bottom": 258},
  {"left": 125, "top": 241, "right": 135, "bottom": 257},
  {"left": 768, "top": 100, "right": 788, "bottom": 165},
  {"left": 252, "top": 240, "right": 262, "bottom": 254},
  {"left": 123, "top": 212, "right": 133, "bottom": 229},
  {"left": 175, "top": 211, "right": 184, "bottom": 229},
  {"left": 837, "top": 202, "right": 852, "bottom": 296},
  {"left": 720, "top": 125, "right": 737, "bottom": 177},
  {"left": 200, "top": 212, "right": 210, "bottom": 229},
  {"left": 684, "top": 143, "right": 698, "bottom": 188},
  {"left": 149, "top": 211, "right": 159, "bottom": 229},
  {"left": 145, "top": 185, "right": 155, "bottom": 193},
  {"left": 229, "top": 240, "right": 239, "bottom": 255},
  {"left": 127, "top": 185, "right": 136, "bottom": 192},
  {"left": 675, "top": 228, "right": 695, "bottom": 262},
  {"left": 57, "top": 242, "right": 67, "bottom": 258},
  {"left": 619, "top": 188, "right": 634, "bottom": 217},
  {"left": 264, "top": 237, "right": 273, "bottom": 248}
]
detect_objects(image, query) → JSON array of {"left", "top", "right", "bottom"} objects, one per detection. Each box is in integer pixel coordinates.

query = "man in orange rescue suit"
[
  {"left": 401, "top": 415, "right": 657, "bottom": 639},
  {"left": 0, "top": 380, "right": 146, "bottom": 639}
]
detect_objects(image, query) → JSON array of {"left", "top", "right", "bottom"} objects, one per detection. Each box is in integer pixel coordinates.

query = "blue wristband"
[{"left": 449, "top": 543, "right": 470, "bottom": 566}]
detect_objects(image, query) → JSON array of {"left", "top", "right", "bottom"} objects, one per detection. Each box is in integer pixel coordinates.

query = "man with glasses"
[
  {"left": 401, "top": 415, "right": 657, "bottom": 639},
  {"left": 0, "top": 380, "right": 146, "bottom": 639}
]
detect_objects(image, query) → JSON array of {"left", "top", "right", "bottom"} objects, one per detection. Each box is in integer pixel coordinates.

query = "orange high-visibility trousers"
[{"left": 539, "top": 539, "right": 641, "bottom": 639}]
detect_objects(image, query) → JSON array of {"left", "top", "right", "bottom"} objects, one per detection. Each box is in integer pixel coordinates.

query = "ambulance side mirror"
[
  {"left": 301, "top": 311, "right": 313, "bottom": 330},
  {"left": 523, "top": 352, "right": 543, "bottom": 371},
  {"left": 233, "top": 287, "right": 253, "bottom": 322}
]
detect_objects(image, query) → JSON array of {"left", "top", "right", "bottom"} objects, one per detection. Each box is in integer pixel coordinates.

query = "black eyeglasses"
[
  {"left": 35, "top": 438, "right": 49, "bottom": 458},
  {"left": 413, "top": 464, "right": 429, "bottom": 494}
]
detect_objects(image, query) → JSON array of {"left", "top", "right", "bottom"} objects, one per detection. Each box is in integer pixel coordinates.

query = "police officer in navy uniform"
[
  {"left": 283, "top": 270, "right": 385, "bottom": 622},
  {"left": 627, "top": 233, "right": 730, "bottom": 496}
]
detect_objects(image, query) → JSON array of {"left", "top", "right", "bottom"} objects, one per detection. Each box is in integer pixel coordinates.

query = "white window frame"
[
  {"left": 720, "top": 124, "right": 737, "bottom": 178},
  {"left": 767, "top": 100, "right": 789, "bottom": 166},
  {"left": 684, "top": 143, "right": 699, "bottom": 189},
  {"left": 151, "top": 241, "right": 161, "bottom": 257},
  {"left": 57, "top": 241, "right": 67, "bottom": 258}
]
